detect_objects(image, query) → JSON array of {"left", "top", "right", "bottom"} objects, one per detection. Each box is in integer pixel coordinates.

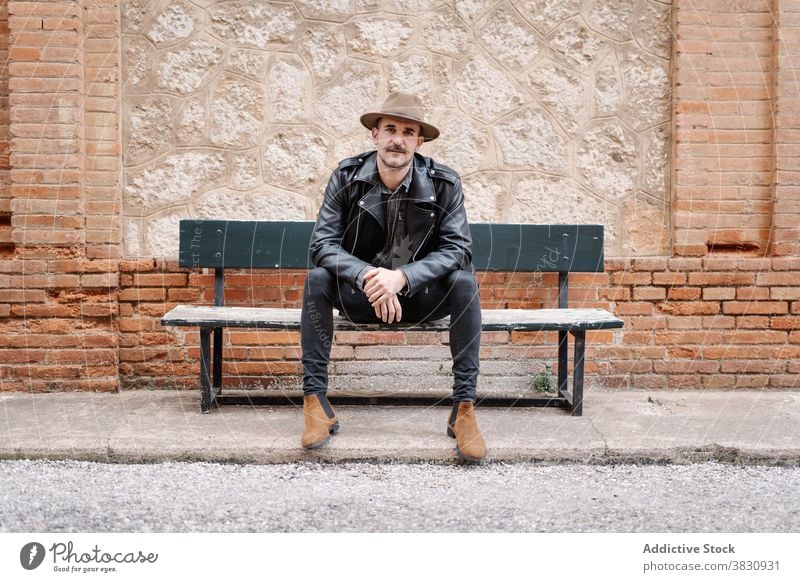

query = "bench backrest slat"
[{"left": 179, "top": 220, "right": 605, "bottom": 273}]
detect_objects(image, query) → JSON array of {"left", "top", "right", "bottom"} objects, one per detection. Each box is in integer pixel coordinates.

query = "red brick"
[
  {"left": 723, "top": 301, "right": 788, "bottom": 315},
  {"left": 133, "top": 273, "right": 188, "bottom": 287},
  {"left": 610, "top": 272, "right": 652, "bottom": 285},
  {"left": 721, "top": 330, "right": 787, "bottom": 344},
  {"left": 769, "top": 375, "right": 800, "bottom": 388},
  {"left": 652, "top": 273, "right": 687, "bottom": 286},
  {"left": 119, "top": 259, "right": 156, "bottom": 272},
  {"left": 598, "top": 287, "right": 631, "bottom": 301},
  {"left": 633, "top": 287, "right": 667, "bottom": 301},
  {"left": 629, "top": 317, "right": 668, "bottom": 330},
  {"left": 757, "top": 272, "right": 800, "bottom": 286},
  {"left": 737, "top": 316, "right": 770, "bottom": 329},
  {"left": 509, "top": 331, "right": 560, "bottom": 344},
  {"left": 666, "top": 316, "right": 703, "bottom": 329},
  {"left": 658, "top": 301, "right": 720, "bottom": 315},
  {"left": 771, "top": 287, "right": 800, "bottom": 300},
  {"left": 721, "top": 360, "right": 787, "bottom": 374},
  {"left": 226, "top": 331, "right": 299, "bottom": 345},
  {"left": 668, "top": 258, "right": 703, "bottom": 271},
  {"left": 703, "top": 287, "right": 735, "bottom": 300},
  {"left": 772, "top": 258, "right": 800, "bottom": 270},
  {"left": 0, "top": 289, "right": 46, "bottom": 302},
  {"left": 615, "top": 302, "right": 655, "bottom": 315},
  {"left": 702, "top": 375, "right": 736, "bottom": 389},
  {"left": 655, "top": 331, "right": 723, "bottom": 345},
  {"left": 771, "top": 317, "right": 800, "bottom": 330},
  {"left": 688, "top": 272, "right": 755, "bottom": 285},
  {"left": 118, "top": 288, "right": 166, "bottom": 302},
  {"left": 654, "top": 361, "right": 719, "bottom": 374},
  {"left": 668, "top": 287, "right": 702, "bottom": 300}
]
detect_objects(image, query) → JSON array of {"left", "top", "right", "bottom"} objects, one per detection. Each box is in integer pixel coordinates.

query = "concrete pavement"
[{"left": 1, "top": 389, "right": 799, "bottom": 464}]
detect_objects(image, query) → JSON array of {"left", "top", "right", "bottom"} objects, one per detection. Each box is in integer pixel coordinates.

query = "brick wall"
[
  {"left": 0, "top": 0, "right": 121, "bottom": 392},
  {"left": 774, "top": 0, "right": 800, "bottom": 256},
  {"left": 116, "top": 257, "right": 800, "bottom": 393},
  {"left": 0, "top": 1, "right": 10, "bottom": 255},
  {"left": 1, "top": 0, "right": 799, "bottom": 394}
]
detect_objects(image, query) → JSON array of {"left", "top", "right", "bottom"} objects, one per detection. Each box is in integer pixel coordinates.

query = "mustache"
[{"left": 385, "top": 145, "right": 408, "bottom": 153}]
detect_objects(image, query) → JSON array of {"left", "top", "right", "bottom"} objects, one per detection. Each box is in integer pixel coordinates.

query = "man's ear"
[{"left": 371, "top": 126, "right": 379, "bottom": 145}]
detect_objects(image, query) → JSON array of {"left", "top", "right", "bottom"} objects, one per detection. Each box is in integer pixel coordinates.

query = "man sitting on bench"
[{"left": 300, "top": 92, "right": 487, "bottom": 462}]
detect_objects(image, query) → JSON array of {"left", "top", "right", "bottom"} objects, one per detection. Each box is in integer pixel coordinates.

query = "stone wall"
[{"left": 121, "top": 0, "right": 673, "bottom": 258}]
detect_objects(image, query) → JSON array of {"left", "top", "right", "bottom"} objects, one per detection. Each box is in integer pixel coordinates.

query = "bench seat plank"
[{"left": 162, "top": 305, "right": 624, "bottom": 332}]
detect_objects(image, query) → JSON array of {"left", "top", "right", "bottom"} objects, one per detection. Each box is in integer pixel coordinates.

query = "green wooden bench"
[{"left": 161, "top": 220, "right": 623, "bottom": 414}]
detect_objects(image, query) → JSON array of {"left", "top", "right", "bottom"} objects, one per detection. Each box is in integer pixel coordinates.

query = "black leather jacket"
[{"left": 309, "top": 150, "right": 473, "bottom": 297}]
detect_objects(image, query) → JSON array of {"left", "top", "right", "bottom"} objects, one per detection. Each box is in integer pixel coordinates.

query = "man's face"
[{"left": 372, "top": 116, "right": 425, "bottom": 171}]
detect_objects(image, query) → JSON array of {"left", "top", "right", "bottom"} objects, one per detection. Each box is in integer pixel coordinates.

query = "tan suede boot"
[
  {"left": 447, "top": 401, "right": 487, "bottom": 462},
  {"left": 301, "top": 394, "right": 339, "bottom": 449}
]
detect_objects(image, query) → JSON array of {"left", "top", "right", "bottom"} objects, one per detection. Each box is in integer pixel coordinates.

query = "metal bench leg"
[
  {"left": 200, "top": 328, "right": 213, "bottom": 413},
  {"left": 213, "top": 327, "right": 223, "bottom": 395},
  {"left": 558, "top": 330, "right": 569, "bottom": 408},
  {"left": 571, "top": 330, "right": 586, "bottom": 416}
]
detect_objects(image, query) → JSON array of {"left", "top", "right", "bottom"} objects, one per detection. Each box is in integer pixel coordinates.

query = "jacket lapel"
[{"left": 354, "top": 153, "right": 384, "bottom": 230}]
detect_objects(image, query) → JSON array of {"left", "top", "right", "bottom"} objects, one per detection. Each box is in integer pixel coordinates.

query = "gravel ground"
[{"left": 1, "top": 460, "right": 798, "bottom": 533}]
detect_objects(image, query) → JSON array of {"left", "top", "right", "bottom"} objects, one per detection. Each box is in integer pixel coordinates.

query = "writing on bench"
[{"left": 161, "top": 220, "right": 623, "bottom": 415}]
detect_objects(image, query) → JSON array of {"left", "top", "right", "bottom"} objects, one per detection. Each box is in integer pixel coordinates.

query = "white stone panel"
[
  {"left": 298, "top": 23, "right": 346, "bottom": 81},
  {"left": 585, "top": 0, "right": 635, "bottom": 41},
  {"left": 577, "top": 119, "right": 639, "bottom": 203},
  {"left": 525, "top": 60, "right": 588, "bottom": 136},
  {"left": 210, "top": 76, "right": 265, "bottom": 149},
  {"left": 208, "top": 1, "right": 302, "bottom": 48},
  {"left": 453, "top": 0, "right": 496, "bottom": 25},
  {"left": 156, "top": 37, "right": 225, "bottom": 95},
  {"left": 122, "top": 0, "right": 155, "bottom": 34},
  {"left": 463, "top": 173, "right": 509, "bottom": 222},
  {"left": 124, "top": 95, "right": 175, "bottom": 166},
  {"left": 635, "top": 0, "right": 673, "bottom": 59},
  {"left": 193, "top": 188, "right": 309, "bottom": 220},
  {"left": 506, "top": 173, "right": 617, "bottom": 247},
  {"left": 122, "top": 35, "right": 152, "bottom": 91},
  {"left": 226, "top": 50, "right": 269, "bottom": 80},
  {"left": 145, "top": 0, "right": 200, "bottom": 45},
  {"left": 548, "top": 16, "right": 611, "bottom": 72},
  {"left": 229, "top": 151, "right": 263, "bottom": 191},
  {"left": 295, "top": 0, "right": 353, "bottom": 22},
  {"left": 125, "top": 150, "right": 227, "bottom": 215},
  {"left": 315, "top": 60, "right": 382, "bottom": 135},
  {"left": 123, "top": 218, "right": 142, "bottom": 256},
  {"left": 268, "top": 57, "right": 311, "bottom": 123},
  {"left": 430, "top": 111, "right": 493, "bottom": 175},
  {"left": 263, "top": 126, "right": 332, "bottom": 193},
  {"left": 621, "top": 192, "right": 669, "bottom": 255},
  {"left": 619, "top": 44, "right": 672, "bottom": 130},
  {"left": 176, "top": 94, "right": 207, "bottom": 145},
  {"left": 477, "top": 2, "right": 543, "bottom": 72},
  {"left": 346, "top": 15, "right": 415, "bottom": 58},
  {"left": 594, "top": 54, "right": 623, "bottom": 116},
  {"left": 493, "top": 107, "right": 570, "bottom": 173},
  {"left": 642, "top": 123, "right": 670, "bottom": 198},
  {"left": 517, "top": 0, "right": 584, "bottom": 35},
  {"left": 144, "top": 211, "right": 188, "bottom": 258},
  {"left": 421, "top": 7, "right": 472, "bottom": 57},
  {"left": 455, "top": 56, "right": 525, "bottom": 123},
  {"left": 387, "top": 52, "right": 436, "bottom": 110}
]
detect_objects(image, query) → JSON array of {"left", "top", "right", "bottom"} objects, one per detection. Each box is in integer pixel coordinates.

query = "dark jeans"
[{"left": 300, "top": 267, "right": 481, "bottom": 402}]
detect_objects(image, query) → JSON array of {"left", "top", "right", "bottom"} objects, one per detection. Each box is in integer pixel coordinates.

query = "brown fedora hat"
[{"left": 360, "top": 91, "right": 440, "bottom": 141}]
